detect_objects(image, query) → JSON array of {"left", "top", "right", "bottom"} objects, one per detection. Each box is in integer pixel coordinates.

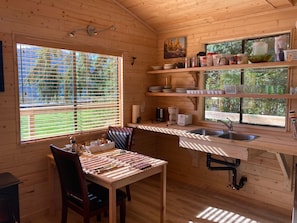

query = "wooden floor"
[{"left": 33, "top": 176, "right": 291, "bottom": 223}]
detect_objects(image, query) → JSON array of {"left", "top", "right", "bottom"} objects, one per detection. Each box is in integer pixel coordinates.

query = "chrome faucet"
[{"left": 217, "top": 118, "right": 233, "bottom": 132}]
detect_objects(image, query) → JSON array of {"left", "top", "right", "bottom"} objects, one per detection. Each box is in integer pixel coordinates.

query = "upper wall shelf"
[
  {"left": 147, "top": 61, "right": 297, "bottom": 74},
  {"left": 146, "top": 92, "right": 297, "bottom": 99}
]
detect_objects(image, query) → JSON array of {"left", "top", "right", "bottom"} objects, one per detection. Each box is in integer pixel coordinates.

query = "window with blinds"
[{"left": 17, "top": 43, "right": 122, "bottom": 142}]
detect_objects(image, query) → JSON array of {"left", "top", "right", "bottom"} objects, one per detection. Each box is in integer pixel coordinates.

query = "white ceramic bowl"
[
  {"left": 163, "top": 64, "right": 175, "bottom": 69},
  {"left": 175, "top": 88, "right": 187, "bottom": 93},
  {"left": 149, "top": 86, "right": 162, "bottom": 92},
  {"left": 163, "top": 89, "right": 173, "bottom": 93}
]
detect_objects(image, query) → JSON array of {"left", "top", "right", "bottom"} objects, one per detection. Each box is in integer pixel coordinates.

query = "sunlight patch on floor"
[{"left": 189, "top": 206, "right": 257, "bottom": 223}]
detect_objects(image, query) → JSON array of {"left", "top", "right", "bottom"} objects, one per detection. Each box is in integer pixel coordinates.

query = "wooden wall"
[
  {"left": 138, "top": 6, "right": 297, "bottom": 213},
  {"left": 134, "top": 130, "right": 294, "bottom": 211},
  {"left": 0, "top": 0, "right": 157, "bottom": 221},
  {"left": 1, "top": 0, "right": 297, "bottom": 221}
]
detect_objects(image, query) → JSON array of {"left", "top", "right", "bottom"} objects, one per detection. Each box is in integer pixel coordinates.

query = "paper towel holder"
[{"left": 132, "top": 105, "right": 141, "bottom": 124}]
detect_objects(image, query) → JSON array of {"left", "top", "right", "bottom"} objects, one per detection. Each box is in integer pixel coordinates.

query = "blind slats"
[{"left": 17, "top": 43, "right": 121, "bottom": 142}]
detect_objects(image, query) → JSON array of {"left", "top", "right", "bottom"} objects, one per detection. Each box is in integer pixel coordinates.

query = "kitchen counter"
[{"left": 128, "top": 121, "right": 297, "bottom": 158}]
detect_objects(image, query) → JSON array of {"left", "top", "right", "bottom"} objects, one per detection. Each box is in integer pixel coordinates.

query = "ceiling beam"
[{"left": 111, "top": 0, "right": 157, "bottom": 33}]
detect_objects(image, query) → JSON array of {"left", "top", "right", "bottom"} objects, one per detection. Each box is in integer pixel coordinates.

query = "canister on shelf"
[
  {"left": 197, "top": 52, "right": 206, "bottom": 67},
  {"left": 206, "top": 53, "right": 213, "bottom": 66},
  {"left": 229, "top": 55, "right": 237, "bottom": 65},
  {"left": 212, "top": 54, "right": 221, "bottom": 66},
  {"left": 191, "top": 56, "right": 197, "bottom": 67},
  {"left": 200, "top": 56, "right": 207, "bottom": 67},
  {"left": 184, "top": 57, "right": 190, "bottom": 68},
  {"left": 237, "top": 54, "right": 248, "bottom": 64}
]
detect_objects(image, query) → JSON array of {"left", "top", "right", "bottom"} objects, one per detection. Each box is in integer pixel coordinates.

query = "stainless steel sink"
[
  {"left": 217, "top": 132, "right": 258, "bottom": 141},
  {"left": 187, "top": 128, "right": 258, "bottom": 141},
  {"left": 188, "top": 128, "right": 225, "bottom": 136}
]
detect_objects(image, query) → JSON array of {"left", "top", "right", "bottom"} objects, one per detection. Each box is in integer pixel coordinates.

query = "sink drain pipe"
[{"left": 206, "top": 153, "right": 247, "bottom": 190}]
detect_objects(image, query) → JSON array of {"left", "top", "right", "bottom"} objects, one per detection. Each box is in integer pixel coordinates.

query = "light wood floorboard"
[{"left": 31, "top": 176, "right": 291, "bottom": 223}]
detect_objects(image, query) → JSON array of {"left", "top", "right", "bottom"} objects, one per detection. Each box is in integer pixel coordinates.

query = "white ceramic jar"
[{"left": 252, "top": 42, "right": 268, "bottom": 55}]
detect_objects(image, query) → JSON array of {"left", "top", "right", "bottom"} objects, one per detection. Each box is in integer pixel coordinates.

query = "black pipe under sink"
[{"left": 206, "top": 153, "right": 247, "bottom": 190}]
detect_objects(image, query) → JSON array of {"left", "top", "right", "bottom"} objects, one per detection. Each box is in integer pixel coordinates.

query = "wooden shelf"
[
  {"left": 147, "top": 61, "right": 297, "bottom": 74},
  {"left": 147, "top": 61, "right": 297, "bottom": 110},
  {"left": 146, "top": 92, "right": 297, "bottom": 99}
]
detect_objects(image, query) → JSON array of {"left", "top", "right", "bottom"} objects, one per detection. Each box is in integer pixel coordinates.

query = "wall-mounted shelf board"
[
  {"left": 146, "top": 92, "right": 297, "bottom": 99},
  {"left": 147, "top": 61, "right": 297, "bottom": 74}
]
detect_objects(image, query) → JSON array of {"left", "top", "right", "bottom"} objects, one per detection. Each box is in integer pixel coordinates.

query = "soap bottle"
[
  {"left": 279, "top": 48, "right": 284, "bottom": 61},
  {"left": 70, "top": 136, "right": 77, "bottom": 153}
]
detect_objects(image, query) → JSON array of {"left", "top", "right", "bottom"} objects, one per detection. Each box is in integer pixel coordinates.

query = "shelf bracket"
[
  {"left": 189, "top": 71, "right": 199, "bottom": 87},
  {"left": 275, "top": 153, "right": 291, "bottom": 179},
  {"left": 187, "top": 97, "right": 198, "bottom": 111},
  {"left": 275, "top": 152, "right": 294, "bottom": 191}
]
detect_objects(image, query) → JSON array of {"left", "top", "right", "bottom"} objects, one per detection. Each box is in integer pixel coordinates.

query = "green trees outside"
[
  {"left": 17, "top": 43, "right": 120, "bottom": 141},
  {"left": 205, "top": 34, "right": 289, "bottom": 127},
  {"left": 21, "top": 46, "right": 118, "bottom": 105}
]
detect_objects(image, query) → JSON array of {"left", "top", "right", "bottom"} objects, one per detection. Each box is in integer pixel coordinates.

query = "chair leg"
[
  {"left": 61, "top": 204, "right": 68, "bottom": 223},
  {"left": 120, "top": 201, "right": 126, "bottom": 223},
  {"left": 125, "top": 185, "right": 131, "bottom": 201}
]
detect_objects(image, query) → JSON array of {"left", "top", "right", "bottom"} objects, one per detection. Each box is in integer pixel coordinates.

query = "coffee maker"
[
  {"left": 156, "top": 107, "right": 165, "bottom": 122},
  {"left": 167, "top": 107, "right": 178, "bottom": 125}
]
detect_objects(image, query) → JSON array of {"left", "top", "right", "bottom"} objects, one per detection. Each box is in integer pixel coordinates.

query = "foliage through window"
[
  {"left": 17, "top": 43, "right": 122, "bottom": 142},
  {"left": 205, "top": 33, "right": 290, "bottom": 127}
]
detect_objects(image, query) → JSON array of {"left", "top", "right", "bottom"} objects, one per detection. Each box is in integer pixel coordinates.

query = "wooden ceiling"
[{"left": 112, "top": 0, "right": 297, "bottom": 33}]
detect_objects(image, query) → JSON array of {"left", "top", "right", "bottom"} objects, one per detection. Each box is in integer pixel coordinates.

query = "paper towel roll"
[{"left": 132, "top": 105, "right": 140, "bottom": 123}]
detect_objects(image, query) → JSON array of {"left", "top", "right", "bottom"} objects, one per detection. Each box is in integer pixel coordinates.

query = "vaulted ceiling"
[{"left": 112, "top": 0, "right": 297, "bottom": 33}]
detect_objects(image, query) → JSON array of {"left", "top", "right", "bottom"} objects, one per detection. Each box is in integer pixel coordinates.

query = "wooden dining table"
[{"left": 47, "top": 148, "right": 168, "bottom": 223}]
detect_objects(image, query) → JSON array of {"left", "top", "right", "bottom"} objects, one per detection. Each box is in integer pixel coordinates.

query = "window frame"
[
  {"left": 14, "top": 35, "right": 124, "bottom": 143},
  {"left": 204, "top": 32, "right": 290, "bottom": 128}
]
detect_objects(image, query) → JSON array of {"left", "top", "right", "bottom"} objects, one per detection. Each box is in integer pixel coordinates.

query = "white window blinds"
[{"left": 17, "top": 43, "right": 121, "bottom": 142}]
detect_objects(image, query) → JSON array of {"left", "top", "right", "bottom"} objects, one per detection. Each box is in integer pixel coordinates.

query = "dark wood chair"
[
  {"left": 50, "top": 144, "right": 126, "bottom": 223},
  {"left": 107, "top": 126, "right": 134, "bottom": 201}
]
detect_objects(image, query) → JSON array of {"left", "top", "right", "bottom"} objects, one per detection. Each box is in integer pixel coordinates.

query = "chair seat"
[
  {"left": 67, "top": 184, "right": 126, "bottom": 211},
  {"left": 88, "top": 184, "right": 126, "bottom": 211}
]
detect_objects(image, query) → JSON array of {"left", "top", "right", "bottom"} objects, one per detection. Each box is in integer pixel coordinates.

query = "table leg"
[
  {"left": 160, "top": 165, "right": 167, "bottom": 223},
  {"left": 109, "top": 187, "right": 117, "bottom": 223}
]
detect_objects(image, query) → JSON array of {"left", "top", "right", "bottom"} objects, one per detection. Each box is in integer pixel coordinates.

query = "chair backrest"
[
  {"left": 107, "top": 126, "right": 134, "bottom": 150},
  {"left": 50, "top": 144, "right": 89, "bottom": 208}
]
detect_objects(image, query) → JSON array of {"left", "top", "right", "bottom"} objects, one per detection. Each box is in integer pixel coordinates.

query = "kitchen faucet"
[{"left": 217, "top": 118, "right": 233, "bottom": 132}]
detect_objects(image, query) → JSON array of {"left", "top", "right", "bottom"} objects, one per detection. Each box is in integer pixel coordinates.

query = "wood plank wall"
[
  {"left": 0, "top": 0, "right": 297, "bottom": 221},
  {"left": 0, "top": 0, "right": 157, "bottom": 221},
  {"left": 136, "top": 6, "right": 297, "bottom": 212},
  {"left": 134, "top": 130, "right": 294, "bottom": 210}
]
